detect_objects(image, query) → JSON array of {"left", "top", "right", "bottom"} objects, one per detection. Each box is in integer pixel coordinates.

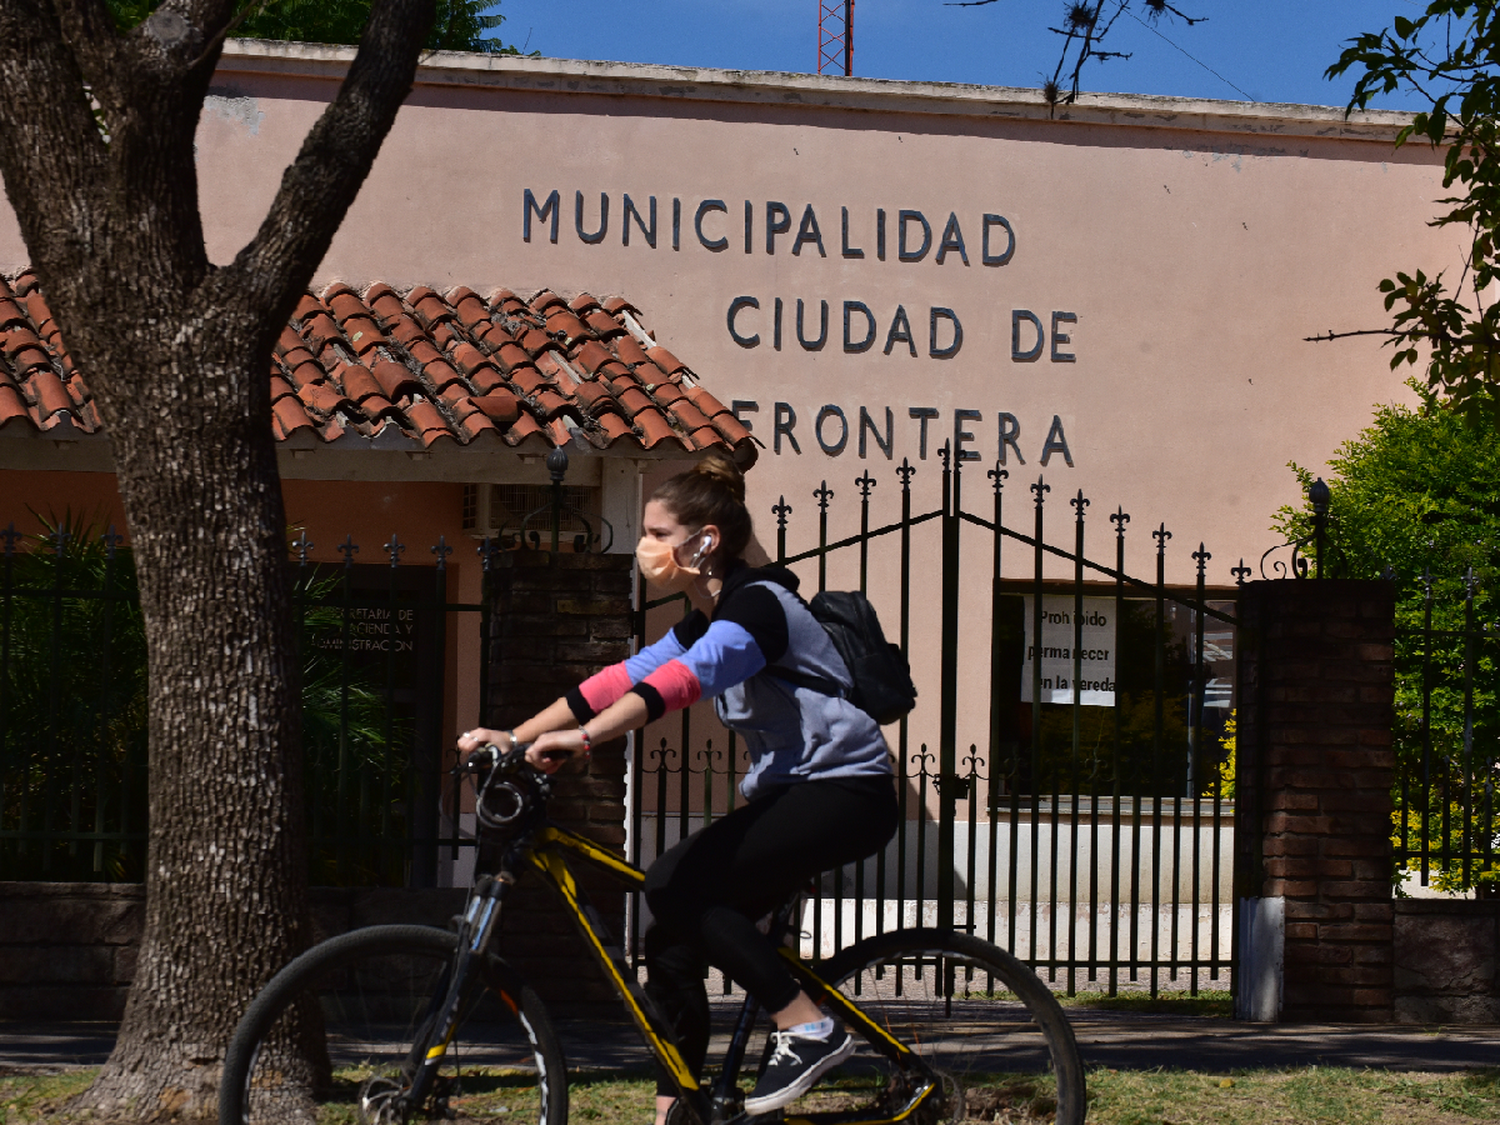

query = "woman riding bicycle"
[{"left": 458, "top": 450, "right": 899, "bottom": 1123}]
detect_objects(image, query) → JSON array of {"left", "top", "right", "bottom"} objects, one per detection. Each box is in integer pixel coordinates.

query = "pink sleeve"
[
  {"left": 639, "top": 659, "right": 702, "bottom": 712},
  {"left": 578, "top": 663, "right": 634, "bottom": 714}
]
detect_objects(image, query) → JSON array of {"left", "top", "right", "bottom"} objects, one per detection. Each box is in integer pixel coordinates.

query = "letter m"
[{"left": 524, "top": 189, "right": 560, "bottom": 244}]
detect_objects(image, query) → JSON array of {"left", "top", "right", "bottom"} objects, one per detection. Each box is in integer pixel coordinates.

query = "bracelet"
[
  {"left": 506, "top": 729, "right": 518, "bottom": 747},
  {"left": 577, "top": 726, "right": 593, "bottom": 761}
]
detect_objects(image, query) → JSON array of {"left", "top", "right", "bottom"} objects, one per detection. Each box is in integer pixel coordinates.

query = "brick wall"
[
  {"left": 0, "top": 884, "right": 480, "bottom": 1020},
  {"left": 1393, "top": 899, "right": 1500, "bottom": 1023},
  {"left": 483, "top": 549, "right": 635, "bottom": 1006},
  {"left": 0, "top": 882, "right": 143, "bottom": 1020},
  {"left": 1237, "top": 579, "right": 1396, "bottom": 1022}
]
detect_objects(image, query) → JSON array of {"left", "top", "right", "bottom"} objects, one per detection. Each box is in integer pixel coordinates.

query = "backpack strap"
[{"left": 762, "top": 664, "right": 846, "bottom": 699}]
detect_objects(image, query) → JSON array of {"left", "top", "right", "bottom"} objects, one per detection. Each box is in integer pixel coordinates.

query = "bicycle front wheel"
[
  {"left": 804, "top": 928, "right": 1086, "bottom": 1125},
  {"left": 219, "top": 924, "right": 567, "bottom": 1125}
]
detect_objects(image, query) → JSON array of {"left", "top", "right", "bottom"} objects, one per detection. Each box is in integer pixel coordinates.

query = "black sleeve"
[
  {"left": 715, "top": 584, "right": 789, "bottom": 665},
  {"left": 564, "top": 687, "right": 595, "bottom": 723},
  {"left": 672, "top": 610, "right": 710, "bottom": 648},
  {"left": 628, "top": 682, "right": 668, "bottom": 722}
]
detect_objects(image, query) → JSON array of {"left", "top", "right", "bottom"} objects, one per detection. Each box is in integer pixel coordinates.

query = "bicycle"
[{"left": 219, "top": 745, "right": 1086, "bottom": 1124}]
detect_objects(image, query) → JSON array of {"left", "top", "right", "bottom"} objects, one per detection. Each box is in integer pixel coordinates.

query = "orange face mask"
[{"left": 635, "top": 533, "right": 709, "bottom": 593}]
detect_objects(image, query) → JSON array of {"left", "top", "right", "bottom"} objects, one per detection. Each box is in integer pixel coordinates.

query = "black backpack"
[{"left": 766, "top": 590, "right": 918, "bottom": 726}]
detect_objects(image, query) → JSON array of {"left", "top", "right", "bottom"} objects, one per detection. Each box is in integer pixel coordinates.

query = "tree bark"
[{"left": 0, "top": 0, "right": 435, "bottom": 1116}]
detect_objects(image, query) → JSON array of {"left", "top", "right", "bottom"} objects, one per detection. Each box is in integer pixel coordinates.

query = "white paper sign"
[{"left": 1020, "top": 595, "right": 1116, "bottom": 706}]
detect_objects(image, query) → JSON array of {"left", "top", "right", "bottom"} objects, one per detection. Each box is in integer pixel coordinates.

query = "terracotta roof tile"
[
  {"left": 616, "top": 386, "right": 652, "bottom": 417},
  {"left": 635, "top": 410, "right": 681, "bottom": 449},
  {"left": 668, "top": 398, "right": 713, "bottom": 433},
  {"left": 533, "top": 388, "right": 571, "bottom": 419},
  {"left": 508, "top": 366, "right": 546, "bottom": 398},
  {"left": 273, "top": 394, "right": 314, "bottom": 435},
  {"left": 652, "top": 382, "right": 686, "bottom": 407},
  {"left": 494, "top": 342, "right": 531, "bottom": 372},
  {"left": 613, "top": 335, "right": 650, "bottom": 367},
  {"left": 573, "top": 339, "right": 612, "bottom": 376},
  {"left": 685, "top": 384, "right": 730, "bottom": 420},
  {"left": 0, "top": 383, "right": 28, "bottom": 425},
  {"left": 506, "top": 413, "right": 543, "bottom": 444},
  {"left": 713, "top": 411, "right": 752, "bottom": 446},
  {"left": 469, "top": 367, "right": 503, "bottom": 395},
  {"left": 585, "top": 309, "right": 623, "bottom": 338},
  {"left": 597, "top": 411, "right": 633, "bottom": 443},
  {"left": 461, "top": 411, "right": 498, "bottom": 439},
  {"left": 647, "top": 346, "right": 686, "bottom": 377},
  {"left": 572, "top": 381, "right": 613, "bottom": 414},
  {"left": 519, "top": 327, "right": 554, "bottom": 357},
  {"left": 0, "top": 271, "right": 756, "bottom": 467},
  {"left": 337, "top": 362, "right": 383, "bottom": 403},
  {"left": 474, "top": 389, "right": 520, "bottom": 423},
  {"left": 544, "top": 307, "right": 590, "bottom": 344}
]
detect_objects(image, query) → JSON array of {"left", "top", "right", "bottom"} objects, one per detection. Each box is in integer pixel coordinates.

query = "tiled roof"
[{"left": 0, "top": 270, "right": 755, "bottom": 463}]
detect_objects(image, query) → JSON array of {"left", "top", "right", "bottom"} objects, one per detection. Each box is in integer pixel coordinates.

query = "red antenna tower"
[{"left": 818, "top": 0, "right": 854, "bottom": 76}]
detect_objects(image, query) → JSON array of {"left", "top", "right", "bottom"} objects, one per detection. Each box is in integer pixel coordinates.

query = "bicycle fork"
[{"left": 397, "top": 871, "right": 511, "bottom": 1114}]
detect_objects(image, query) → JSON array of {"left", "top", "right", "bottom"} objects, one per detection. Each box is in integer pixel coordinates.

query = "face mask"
[{"left": 636, "top": 533, "right": 710, "bottom": 593}]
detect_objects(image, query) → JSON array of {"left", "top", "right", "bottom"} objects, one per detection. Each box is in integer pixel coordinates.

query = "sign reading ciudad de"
[{"left": 520, "top": 188, "right": 1079, "bottom": 468}]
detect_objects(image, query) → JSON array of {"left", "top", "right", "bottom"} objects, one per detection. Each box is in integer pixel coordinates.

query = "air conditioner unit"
[{"left": 461, "top": 482, "right": 601, "bottom": 546}]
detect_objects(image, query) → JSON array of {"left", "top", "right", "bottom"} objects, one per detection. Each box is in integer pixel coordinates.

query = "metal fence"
[
  {"left": 628, "top": 448, "right": 1241, "bottom": 995},
  {"left": 0, "top": 519, "right": 490, "bottom": 887},
  {"left": 1394, "top": 568, "right": 1500, "bottom": 896}
]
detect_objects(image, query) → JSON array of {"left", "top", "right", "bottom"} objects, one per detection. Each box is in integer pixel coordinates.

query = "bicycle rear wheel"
[
  {"left": 798, "top": 928, "right": 1086, "bottom": 1125},
  {"left": 219, "top": 924, "right": 567, "bottom": 1125}
]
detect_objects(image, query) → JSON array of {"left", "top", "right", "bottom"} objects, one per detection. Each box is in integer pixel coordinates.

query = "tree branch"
[
  {"left": 1304, "top": 328, "right": 1404, "bottom": 343},
  {"left": 219, "top": 0, "right": 436, "bottom": 334},
  {"left": 0, "top": 0, "right": 111, "bottom": 274}
]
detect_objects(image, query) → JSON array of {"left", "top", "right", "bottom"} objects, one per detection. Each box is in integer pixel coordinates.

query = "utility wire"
[{"left": 1120, "top": 5, "right": 1254, "bottom": 100}]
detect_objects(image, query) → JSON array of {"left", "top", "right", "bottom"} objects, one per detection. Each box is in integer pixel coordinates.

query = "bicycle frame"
[{"left": 445, "top": 816, "right": 944, "bottom": 1125}]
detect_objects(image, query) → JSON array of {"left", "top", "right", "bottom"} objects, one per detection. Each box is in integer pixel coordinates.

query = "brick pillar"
[
  {"left": 1236, "top": 579, "right": 1395, "bottom": 1022},
  {"left": 484, "top": 550, "right": 634, "bottom": 1008}
]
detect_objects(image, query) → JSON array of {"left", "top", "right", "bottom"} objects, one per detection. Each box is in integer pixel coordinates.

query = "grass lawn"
[{"left": 5, "top": 1065, "right": 1499, "bottom": 1124}]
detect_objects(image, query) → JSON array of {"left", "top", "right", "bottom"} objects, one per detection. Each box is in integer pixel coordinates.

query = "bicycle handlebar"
[{"left": 463, "top": 743, "right": 553, "bottom": 830}]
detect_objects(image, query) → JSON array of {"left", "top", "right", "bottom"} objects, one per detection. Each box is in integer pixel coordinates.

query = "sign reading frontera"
[{"left": 1020, "top": 595, "right": 1115, "bottom": 706}]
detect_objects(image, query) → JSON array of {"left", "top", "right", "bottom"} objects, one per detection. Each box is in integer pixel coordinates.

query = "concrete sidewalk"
[{"left": 4, "top": 1013, "right": 1498, "bottom": 1075}]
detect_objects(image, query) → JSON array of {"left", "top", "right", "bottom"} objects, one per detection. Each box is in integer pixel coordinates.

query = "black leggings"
[{"left": 642, "top": 774, "right": 899, "bottom": 1095}]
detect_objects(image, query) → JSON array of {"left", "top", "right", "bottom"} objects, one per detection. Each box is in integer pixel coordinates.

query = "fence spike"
[
  {"left": 385, "top": 534, "right": 405, "bottom": 568},
  {"left": 1232, "top": 558, "right": 1251, "bottom": 586},
  {"left": 1030, "top": 475, "right": 1049, "bottom": 505},
  {"left": 291, "top": 530, "right": 314, "bottom": 565},
  {"left": 815, "top": 481, "right": 834, "bottom": 509},
  {"left": 855, "top": 469, "right": 876, "bottom": 498},
  {"left": 988, "top": 462, "right": 1008, "bottom": 492},
  {"left": 897, "top": 457, "right": 915, "bottom": 487},
  {"left": 1110, "top": 507, "right": 1130, "bottom": 537},
  {"left": 1153, "top": 523, "right": 1172, "bottom": 554},
  {"left": 772, "top": 496, "right": 791, "bottom": 528},
  {"left": 477, "top": 536, "right": 498, "bottom": 572},
  {"left": 338, "top": 536, "right": 359, "bottom": 567},
  {"left": 1193, "top": 543, "right": 1211, "bottom": 578},
  {"left": 102, "top": 526, "right": 124, "bottom": 559},
  {"left": 1071, "top": 488, "right": 1089, "bottom": 516},
  {"left": 432, "top": 535, "right": 453, "bottom": 571}
]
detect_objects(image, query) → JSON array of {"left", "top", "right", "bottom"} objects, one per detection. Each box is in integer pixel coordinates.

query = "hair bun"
[{"left": 691, "top": 449, "right": 746, "bottom": 504}]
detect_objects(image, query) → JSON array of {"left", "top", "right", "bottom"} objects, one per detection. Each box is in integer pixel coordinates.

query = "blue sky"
[{"left": 495, "top": 1, "right": 1432, "bottom": 111}]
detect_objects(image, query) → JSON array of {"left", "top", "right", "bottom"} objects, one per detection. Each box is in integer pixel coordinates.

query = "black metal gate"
[
  {"left": 630, "top": 447, "right": 1240, "bottom": 995},
  {"left": 0, "top": 519, "right": 488, "bottom": 887}
]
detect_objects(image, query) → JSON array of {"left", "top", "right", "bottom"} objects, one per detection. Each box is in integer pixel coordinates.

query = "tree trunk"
[
  {"left": 75, "top": 342, "right": 308, "bottom": 1117},
  {"left": 0, "top": 1, "right": 437, "bottom": 1116}
]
